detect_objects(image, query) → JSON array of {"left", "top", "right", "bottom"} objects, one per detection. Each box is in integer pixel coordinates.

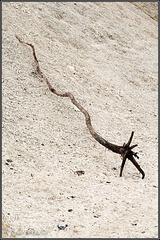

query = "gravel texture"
[{"left": 2, "top": 2, "right": 158, "bottom": 238}]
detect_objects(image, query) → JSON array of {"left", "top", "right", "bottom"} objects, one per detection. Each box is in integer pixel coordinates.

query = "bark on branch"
[{"left": 15, "top": 35, "right": 145, "bottom": 179}]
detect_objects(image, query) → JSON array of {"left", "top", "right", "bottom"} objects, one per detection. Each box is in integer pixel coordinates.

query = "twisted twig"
[{"left": 15, "top": 35, "right": 145, "bottom": 179}]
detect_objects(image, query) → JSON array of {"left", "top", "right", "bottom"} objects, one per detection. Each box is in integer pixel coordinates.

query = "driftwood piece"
[{"left": 15, "top": 35, "right": 145, "bottom": 179}]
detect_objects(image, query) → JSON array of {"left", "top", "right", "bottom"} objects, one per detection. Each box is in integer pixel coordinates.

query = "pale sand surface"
[{"left": 2, "top": 2, "right": 158, "bottom": 238}]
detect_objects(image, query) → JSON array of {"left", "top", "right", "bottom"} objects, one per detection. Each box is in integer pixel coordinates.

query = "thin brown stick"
[{"left": 15, "top": 35, "right": 145, "bottom": 179}]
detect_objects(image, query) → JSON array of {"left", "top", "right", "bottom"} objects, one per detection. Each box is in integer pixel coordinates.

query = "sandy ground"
[{"left": 2, "top": 2, "right": 158, "bottom": 238}]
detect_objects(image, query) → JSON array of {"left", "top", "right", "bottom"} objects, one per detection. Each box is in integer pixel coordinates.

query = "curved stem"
[{"left": 15, "top": 35, "right": 145, "bottom": 179}]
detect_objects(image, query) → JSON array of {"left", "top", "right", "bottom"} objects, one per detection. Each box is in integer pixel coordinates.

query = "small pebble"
[
  {"left": 57, "top": 222, "right": 68, "bottom": 230},
  {"left": 74, "top": 170, "right": 85, "bottom": 176},
  {"left": 6, "top": 159, "right": 13, "bottom": 163},
  {"left": 68, "top": 209, "right": 73, "bottom": 212},
  {"left": 68, "top": 65, "right": 74, "bottom": 71},
  {"left": 94, "top": 215, "right": 100, "bottom": 218},
  {"left": 26, "top": 228, "right": 35, "bottom": 235},
  {"left": 112, "top": 167, "right": 117, "bottom": 170},
  {"left": 70, "top": 196, "right": 75, "bottom": 198}
]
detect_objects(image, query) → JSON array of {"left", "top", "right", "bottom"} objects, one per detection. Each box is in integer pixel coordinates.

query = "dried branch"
[{"left": 15, "top": 35, "right": 145, "bottom": 179}]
